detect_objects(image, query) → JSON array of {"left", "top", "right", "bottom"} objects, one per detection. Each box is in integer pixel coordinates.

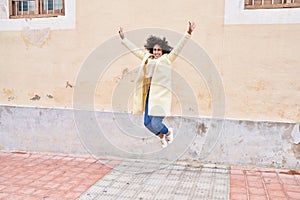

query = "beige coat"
[{"left": 122, "top": 32, "right": 191, "bottom": 116}]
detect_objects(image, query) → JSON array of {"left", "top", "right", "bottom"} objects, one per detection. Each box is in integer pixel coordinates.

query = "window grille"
[
  {"left": 245, "top": 0, "right": 300, "bottom": 9},
  {"left": 9, "top": 0, "right": 65, "bottom": 19}
]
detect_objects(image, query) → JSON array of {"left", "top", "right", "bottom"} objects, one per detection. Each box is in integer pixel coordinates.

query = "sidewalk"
[{"left": 0, "top": 150, "right": 299, "bottom": 200}]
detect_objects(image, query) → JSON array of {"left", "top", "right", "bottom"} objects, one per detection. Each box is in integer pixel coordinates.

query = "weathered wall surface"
[
  {"left": 0, "top": 0, "right": 299, "bottom": 122},
  {"left": 0, "top": 0, "right": 299, "bottom": 168},
  {"left": 0, "top": 105, "right": 299, "bottom": 169}
]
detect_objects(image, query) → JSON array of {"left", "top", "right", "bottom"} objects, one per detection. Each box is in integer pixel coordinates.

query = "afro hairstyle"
[{"left": 144, "top": 35, "right": 173, "bottom": 54}]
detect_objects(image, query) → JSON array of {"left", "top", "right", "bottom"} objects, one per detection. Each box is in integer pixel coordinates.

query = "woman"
[{"left": 119, "top": 22, "right": 196, "bottom": 148}]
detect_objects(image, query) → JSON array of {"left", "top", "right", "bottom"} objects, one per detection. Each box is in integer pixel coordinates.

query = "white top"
[{"left": 145, "top": 58, "right": 156, "bottom": 78}]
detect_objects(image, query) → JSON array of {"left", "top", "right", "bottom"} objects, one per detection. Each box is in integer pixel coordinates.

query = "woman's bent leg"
[{"left": 150, "top": 116, "right": 168, "bottom": 134}]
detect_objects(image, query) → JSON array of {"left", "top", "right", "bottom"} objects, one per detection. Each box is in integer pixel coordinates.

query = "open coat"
[{"left": 122, "top": 32, "right": 191, "bottom": 116}]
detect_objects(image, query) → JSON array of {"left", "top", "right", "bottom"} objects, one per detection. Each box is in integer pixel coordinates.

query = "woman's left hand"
[
  {"left": 119, "top": 27, "right": 125, "bottom": 39},
  {"left": 187, "top": 21, "right": 196, "bottom": 35}
]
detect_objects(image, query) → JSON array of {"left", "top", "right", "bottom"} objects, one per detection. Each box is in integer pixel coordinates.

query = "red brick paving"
[
  {"left": 0, "top": 151, "right": 119, "bottom": 200},
  {"left": 230, "top": 165, "right": 300, "bottom": 200},
  {"left": 1, "top": 150, "right": 300, "bottom": 200}
]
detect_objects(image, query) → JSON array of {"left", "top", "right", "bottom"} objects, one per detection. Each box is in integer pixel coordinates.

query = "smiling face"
[{"left": 153, "top": 44, "right": 163, "bottom": 59}]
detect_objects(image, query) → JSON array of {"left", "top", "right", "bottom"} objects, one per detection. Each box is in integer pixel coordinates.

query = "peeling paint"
[
  {"left": 196, "top": 122, "right": 207, "bottom": 135},
  {"left": 8, "top": 96, "right": 14, "bottom": 101},
  {"left": 46, "top": 94, "right": 54, "bottom": 99},
  {"left": 114, "top": 67, "right": 129, "bottom": 83},
  {"left": 122, "top": 68, "right": 129, "bottom": 78},
  {"left": 4, "top": 107, "right": 12, "bottom": 114},
  {"left": 244, "top": 121, "right": 255, "bottom": 131},
  {"left": 30, "top": 94, "right": 41, "bottom": 101},
  {"left": 2, "top": 89, "right": 15, "bottom": 101},
  {"left": 66, "top": 81, "right": 73, "bottom": 88},
  {"left": 21, "top": 27, "right": 51, "bottom": 47},
  {"left": 292, "top": 144, "right": 300, "bottom": 159}
]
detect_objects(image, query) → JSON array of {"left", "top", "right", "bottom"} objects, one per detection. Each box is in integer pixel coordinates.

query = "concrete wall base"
[{"left": 0, "top": 105, "right": 299, "bottom": 169}]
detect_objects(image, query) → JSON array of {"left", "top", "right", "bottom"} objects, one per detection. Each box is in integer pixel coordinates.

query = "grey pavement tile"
[
  {"left": 173, "top": 195, "right": 190, "bottom": 200},
  {"left": 118, "top": 189, "right": 138, "bottom": 198},
  {"left": 78, "top": 159, "right": 230, "bottom": 200},
  {"left": 136, "top": 191, "right": 157, "bottom": 199}
]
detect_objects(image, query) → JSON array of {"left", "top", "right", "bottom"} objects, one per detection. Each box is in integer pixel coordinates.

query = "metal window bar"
[
  {"left": 45, "top": 0, "right": 48, "bottom": 14},
  {"left": 14, "top": 1, "right": 17, "bottom": 16},
  {"left": 44, "top": 0, "right": 59, "bottom": 13},
  {"left": 21, "top": 1, "right": 23, "bottom": 15},
  {"left": 11, "top": 0, "right": 63, "bottom": 17},
  {"left": 249, "top": 0, "right": 298, "bottom": 5}
]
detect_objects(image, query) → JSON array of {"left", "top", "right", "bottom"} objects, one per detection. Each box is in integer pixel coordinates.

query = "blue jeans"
[{"left": 144, "top": 92, "right": 168, "bottom": 135}]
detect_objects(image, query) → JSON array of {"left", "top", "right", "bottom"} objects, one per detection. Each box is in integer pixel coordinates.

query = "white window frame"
[
  {"left": 0, "top": 0, "right": 75, "bottom": 31},
  {"left": 225, "top": 0, "right": 300, "bottom": 24}
]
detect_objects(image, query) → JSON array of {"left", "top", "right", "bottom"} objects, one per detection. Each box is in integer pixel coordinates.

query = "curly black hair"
[{"left": 144, "top": 35, "right": 173, "bottom": 54}]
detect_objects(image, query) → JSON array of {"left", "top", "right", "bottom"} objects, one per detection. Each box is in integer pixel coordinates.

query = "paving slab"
[
  {"left": 79, "top": 160, "right": 230, "bottom": 200},
  {"left": 230, "top": 165, "right": 300, "bottom": 200},
  {"left": 0, "top": 151, "right": 117, "bottom": 200},
  {"left": 0, "top": 150, "right": 300, "bottom": 200}
]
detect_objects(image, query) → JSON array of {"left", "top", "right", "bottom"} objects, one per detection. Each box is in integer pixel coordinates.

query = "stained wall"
[{"left": 0, "top": 0, "right": 299, "bottom": 122}]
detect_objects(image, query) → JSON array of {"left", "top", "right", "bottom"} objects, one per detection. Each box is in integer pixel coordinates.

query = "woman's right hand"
[
  {"left": 119, "top": 27, "right": 125, "bottom": 39},
  {"left": 187, "top": 21, "right": 196, "bottom": 35}
]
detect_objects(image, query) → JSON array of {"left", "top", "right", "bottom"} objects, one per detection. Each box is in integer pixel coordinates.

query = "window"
[
  {"left": 9, "top": 0, "right": 65, "bottom": 19},
  {"left": 225, "top": 0, "right": 300, "bottom": 24},
  {"left": 245, "top": 0, "right": 300, "bottom": 9}
]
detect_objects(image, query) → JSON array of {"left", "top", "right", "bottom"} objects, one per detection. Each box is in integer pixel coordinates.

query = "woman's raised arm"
[
  {"left": 119, "top": 27, "right": 146, "bottom": 60},
  {"left": 166, "top": 21, "right": 196, "bottom": 63}
]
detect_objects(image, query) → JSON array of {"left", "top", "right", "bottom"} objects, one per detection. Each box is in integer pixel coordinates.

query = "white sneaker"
[
  {"left": 160, "top": 135, "right": 168, "bottom": 148},
  {"left": 166, "top": 128, "right": 174, "bottom": 144}
]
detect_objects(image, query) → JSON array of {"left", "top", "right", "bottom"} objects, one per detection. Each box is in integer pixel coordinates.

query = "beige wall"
[{"left": 0, "top": 0, "right": 299, "bottom": 122}]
